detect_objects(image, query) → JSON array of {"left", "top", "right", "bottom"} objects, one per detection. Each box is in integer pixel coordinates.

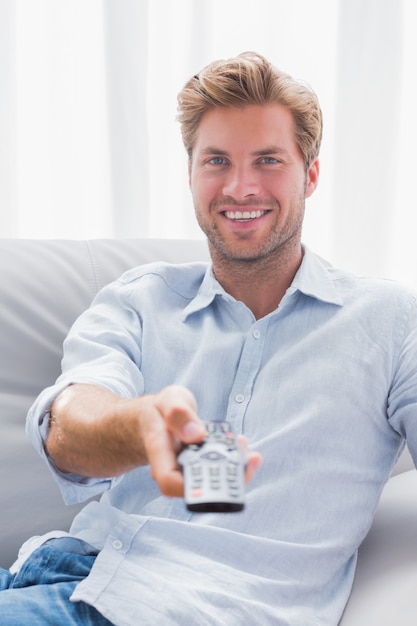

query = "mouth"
[{"left": 222, "top": 209, "right": 269, "bottom": 222}]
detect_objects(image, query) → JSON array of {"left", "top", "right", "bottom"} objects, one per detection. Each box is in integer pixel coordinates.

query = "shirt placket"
[{"left": 226, "top": 318, "right": 269, "bottom": 433}]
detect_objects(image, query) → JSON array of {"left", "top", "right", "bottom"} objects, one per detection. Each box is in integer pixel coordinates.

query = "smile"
[{"left": 223, "top": 210, "right": 268, "bottom": 221}]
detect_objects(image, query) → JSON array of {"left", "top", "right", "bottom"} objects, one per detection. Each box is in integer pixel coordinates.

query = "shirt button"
[
  {"left": 112, "top": 540, "right": 123, "bottom": 550},
  {"left": 235, "top": 394, "right": 245, "bottom": 403},
  {"left": 252, "top": 329, "right": 261, "bottom": 339}
]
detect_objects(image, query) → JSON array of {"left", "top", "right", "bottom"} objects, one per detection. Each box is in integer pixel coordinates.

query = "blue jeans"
[{"left": 0, "top": 539, "right": 113, "bottom": 625}]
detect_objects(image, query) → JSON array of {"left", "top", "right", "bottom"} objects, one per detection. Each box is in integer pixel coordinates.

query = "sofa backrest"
[{"left": 0, "top": 238, "right": 209, "bottom": 433}]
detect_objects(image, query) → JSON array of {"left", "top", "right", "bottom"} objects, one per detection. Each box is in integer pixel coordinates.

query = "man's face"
[{"left": 189, "top": 104, "right": 319, "bottom": 263}]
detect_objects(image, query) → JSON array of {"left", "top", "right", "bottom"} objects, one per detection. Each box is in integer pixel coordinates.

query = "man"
[{"left": 1, "top": 51, "right": 416, "bottom": 625}]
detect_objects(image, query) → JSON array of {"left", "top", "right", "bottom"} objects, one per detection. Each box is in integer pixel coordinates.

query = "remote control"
[{"left": 178, "top": 421, "right": 246, "bottom": 512}]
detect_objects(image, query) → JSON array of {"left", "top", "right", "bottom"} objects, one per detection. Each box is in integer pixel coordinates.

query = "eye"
[
  {"left": 208, "top": 156, "right": 228, "bottom": 166},
  {"left": 259, "top": 156, "right": 279, "bottom": 165}
]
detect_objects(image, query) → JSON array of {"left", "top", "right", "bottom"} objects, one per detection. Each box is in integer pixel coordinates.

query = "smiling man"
[
  {"left": 1, "top": 52, "right": 417, "bottom": 626},
  {"left": 189, "top": 103, "right": 319, "bottom": 318}
]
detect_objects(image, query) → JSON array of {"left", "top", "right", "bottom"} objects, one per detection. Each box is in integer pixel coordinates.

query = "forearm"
[{"left": 47, "top": 383, "right": 150, "bottom": 478}]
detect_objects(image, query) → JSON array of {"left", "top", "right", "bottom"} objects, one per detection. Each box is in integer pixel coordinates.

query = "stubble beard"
[{"left": 195, "top": 194, "right": 306, "bottom": 268}]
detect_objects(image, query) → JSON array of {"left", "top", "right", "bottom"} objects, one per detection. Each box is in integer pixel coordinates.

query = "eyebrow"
[
  {"left": 200, "top": 147, "right": 228, "bottom": 156},
  {"left": 200, "top": 146, "right": 290, "bottom": 157},
  {"left": 254, "top": 146, "right": 290, "bottom": 157}
]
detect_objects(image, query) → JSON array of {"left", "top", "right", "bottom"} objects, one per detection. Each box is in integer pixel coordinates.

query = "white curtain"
[{"left": 1, "top": 0, "right": 417, "bottom": 287}]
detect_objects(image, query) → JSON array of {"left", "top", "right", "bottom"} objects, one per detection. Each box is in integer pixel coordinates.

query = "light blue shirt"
[{"left": 26, "top": 247, "right": 417, "bottom": 625}]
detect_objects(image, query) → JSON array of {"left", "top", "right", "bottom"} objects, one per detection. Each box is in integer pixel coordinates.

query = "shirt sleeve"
[
  {"left": 387, "top": 289, "right": 417, "bottom": 469},
  {"left": 25, "top": 277, "right": 145, "bottom": 505}
]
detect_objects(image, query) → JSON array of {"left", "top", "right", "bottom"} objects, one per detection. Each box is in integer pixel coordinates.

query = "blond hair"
[{"left": 177, "top": 51, "right": 322, "bottom": 169}]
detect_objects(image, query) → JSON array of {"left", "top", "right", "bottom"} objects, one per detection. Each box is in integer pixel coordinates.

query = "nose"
[{"left": 222, "top": 165, "right": 261, "bottom": 200}]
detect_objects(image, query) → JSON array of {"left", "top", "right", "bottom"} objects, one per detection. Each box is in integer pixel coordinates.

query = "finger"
[
  {"left": 146, "top": 424, "right": 185, "bottom": 497},
  {"left": 155, "top": 385, "right": 206, "bottom": 444},
  {"left": 244, "top": 452, "right": 263, "bottom": 484},
  {"left": 237, "top": 435, "right": 262, "bottom": 484},
  {"left": 152, "top": 462, "right": 185, "bottom": 497}
]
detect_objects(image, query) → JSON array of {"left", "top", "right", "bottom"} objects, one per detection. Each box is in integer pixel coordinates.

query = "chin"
[{"left": 209, "top": 241, "right": 272, "bottom": 263}]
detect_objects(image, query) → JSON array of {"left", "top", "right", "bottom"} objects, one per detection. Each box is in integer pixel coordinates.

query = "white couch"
[{"left": 0, "top": 238, "right": 416, "bottom": 624}]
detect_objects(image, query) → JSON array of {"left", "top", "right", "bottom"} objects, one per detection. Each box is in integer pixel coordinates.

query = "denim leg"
[
  {"left": 0, "top": 544, "right": 114, "bottom": 625},
  {"left": 0, "top": 566, "right": 13, "bottom": 589}
]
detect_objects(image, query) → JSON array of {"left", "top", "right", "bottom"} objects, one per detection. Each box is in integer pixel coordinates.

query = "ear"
[
  {"left": 188, "top": 158, "right": 193, "bottom": 188},
  {"left": 305, "top": 159, "right": 319, "bottom": 198}
]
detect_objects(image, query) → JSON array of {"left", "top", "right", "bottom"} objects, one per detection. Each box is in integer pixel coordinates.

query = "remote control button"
[{"left": 201, "top": 451, "right": 226, "bottom": 461}]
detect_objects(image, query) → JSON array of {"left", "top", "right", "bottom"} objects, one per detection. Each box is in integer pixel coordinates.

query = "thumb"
[{"left": 154, "top": 385, "right": 206, "bottom": 444}]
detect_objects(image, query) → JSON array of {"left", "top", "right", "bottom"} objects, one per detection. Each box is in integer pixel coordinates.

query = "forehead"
[{"left": 193, "top": 104, "right": 298, "bottom": 154}]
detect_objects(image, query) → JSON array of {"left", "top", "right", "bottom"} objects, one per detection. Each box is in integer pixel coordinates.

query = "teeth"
[{"left": 225, "top": 210, "right": 266, "bottom": 220}]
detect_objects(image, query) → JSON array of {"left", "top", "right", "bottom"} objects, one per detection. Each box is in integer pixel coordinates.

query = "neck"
[{"left": 211, "top": 244, "right": 303, "bottom": 320}]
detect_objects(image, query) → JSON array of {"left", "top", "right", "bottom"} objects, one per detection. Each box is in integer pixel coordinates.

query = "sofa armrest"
[{"left": 340, "top": 470, "right": 417, "bottom": 624}]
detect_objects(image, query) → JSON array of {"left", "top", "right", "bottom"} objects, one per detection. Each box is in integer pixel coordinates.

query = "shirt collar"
[
  {"left": 287, "top": 246, "right": 344, "bottom": 306},
  {"left": 182, "top": 264, "right": 225, "bottom": 320},
  {"left": 182, "top": 245, "right": 343, "bottom": 320}
]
